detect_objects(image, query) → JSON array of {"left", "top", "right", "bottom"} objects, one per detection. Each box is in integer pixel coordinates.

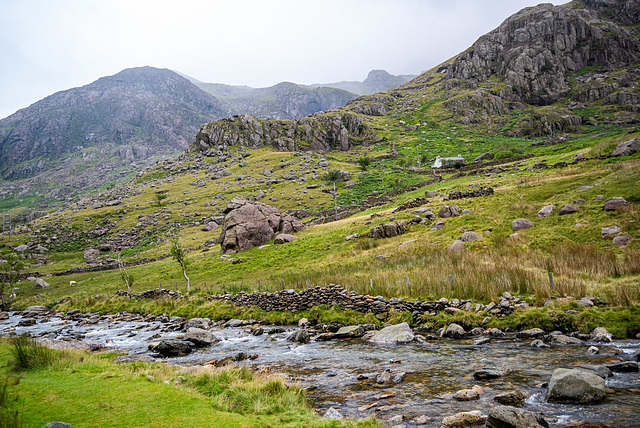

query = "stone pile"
[{"left": 445, "top": 187, "right": 494, "bottom": 200}]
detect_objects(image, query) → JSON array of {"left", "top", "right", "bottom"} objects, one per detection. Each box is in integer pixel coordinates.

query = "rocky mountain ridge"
[{"left": 191, "top": 0, "right": 640, "bottom": 158}]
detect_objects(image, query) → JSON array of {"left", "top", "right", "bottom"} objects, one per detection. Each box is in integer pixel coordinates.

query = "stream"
[{"left": 2, "top": 312, "right": 639, "bottom": 427}]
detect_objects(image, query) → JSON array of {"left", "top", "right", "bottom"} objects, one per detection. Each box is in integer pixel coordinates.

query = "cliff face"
[
  {"left": 0, "top": 67, "right": 229, "bottom": 179},
  {"left": 444, "top": 2, "right": 640, "bottom": 106},
  {"left": 193, "top": 110, "right": 375, "bottom": 156}
]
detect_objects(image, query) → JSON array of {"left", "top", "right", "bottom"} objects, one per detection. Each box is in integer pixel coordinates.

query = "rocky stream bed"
[{"left": 1, "top": 308, "right": 639, "bottom": 427}]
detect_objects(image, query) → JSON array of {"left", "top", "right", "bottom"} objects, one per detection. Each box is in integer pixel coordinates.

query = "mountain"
[
  {"left": 404, "top": 0, "right": 640, "bottom": 135},
  {"left": 0, "top": 66, "right": 229, "bottom": 181},
  {"left": 309, "top": 69, "right": 418, "bottom": 95},
  {"left": 183, "top": 76, "right": 358, "bottom": 120},
  {"left": 192, "top": 0, "right": 640, "bottom": 156}
]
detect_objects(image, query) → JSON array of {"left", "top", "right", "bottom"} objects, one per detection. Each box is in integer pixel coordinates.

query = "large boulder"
[
  {"left": 368, "top": 221, "right": 407, "bottom": 239},
  {"left": 444, "top": 323, "right": 466, "bottom": 338},
  {"left": 148, "top": 339, "right": 194, "bottom": 357},
  {"left": 610, "top": 138, "right": 640, "bottom": 157},
  {"left": 486, "top": 406, "right": 546, "bottom": 428},
  {"left": 438, "top": 205, "right": 460, "bottom": 218},
  {"left": 83, "top": 247, "right": 100, "bottom": 262},
  {"left": 31, "top": 278, "right": 50, "bottom": 289},
  {"left": 182, "top": 328, "right": 219, "bottom": 347},
  {"left": 363, "top": 322, "right": 414, "bottom": 344},
  {"left": 546, "top": 368, "right": 605, "bottom": 403},
  {"left": 220, "top": 199, "right": 304, "bottom": 254},
  {"left": 590, "top": 327, "right": 613, "bottom": 343},
  {"left": 603, "top": 197, "right": 627, "bottom": 211}
]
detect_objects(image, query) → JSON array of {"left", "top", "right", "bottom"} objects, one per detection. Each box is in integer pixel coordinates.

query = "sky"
[{"left": 0, "top": 0, "right": 566, "bottom": 120}]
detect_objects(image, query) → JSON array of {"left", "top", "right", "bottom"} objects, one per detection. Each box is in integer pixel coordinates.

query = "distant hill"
[
  {"left": 181, "top": 69, "right": 417, "bottom": 120},
  {"left": 181, "top": 75, "right": 358, "bottom": 120},
  {"left": 308, "top": 69, "right": 417, "bottom": 95}
]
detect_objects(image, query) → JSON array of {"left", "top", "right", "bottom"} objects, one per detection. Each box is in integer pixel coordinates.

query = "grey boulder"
[{"left": 546, "top": 368, "right": 605, "bottom": 403}]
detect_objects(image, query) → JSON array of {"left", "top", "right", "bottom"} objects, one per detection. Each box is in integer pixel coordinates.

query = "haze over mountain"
[
  {"left": 308, "top": 69, "right": 417, "bottom": 95},
  {"left": 180, "top": 69, "right": 416, "bottom": 119}
]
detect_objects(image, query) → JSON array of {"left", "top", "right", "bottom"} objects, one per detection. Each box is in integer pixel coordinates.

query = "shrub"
[
  {"left": 9, "top": 335, "right": 60, "bottom": 370},
  {"left": 323, "top": 169, "right": 342, "bottom": 182},
  {"left": 357, "top": 157, "right": 372, "bottom": 171}
]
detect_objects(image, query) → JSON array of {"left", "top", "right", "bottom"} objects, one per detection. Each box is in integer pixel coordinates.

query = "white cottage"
[{"left": 431, "top": 155, "right": 466, "bottom": 168}]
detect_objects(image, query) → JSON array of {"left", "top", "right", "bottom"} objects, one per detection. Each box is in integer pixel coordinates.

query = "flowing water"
[{"left": 2, "top": 313, "right": 639, "bottom": 427}]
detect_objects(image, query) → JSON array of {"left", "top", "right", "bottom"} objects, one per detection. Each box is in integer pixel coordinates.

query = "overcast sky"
[{"left": 0, "top": 0, "right": 566, "bottom": 120}]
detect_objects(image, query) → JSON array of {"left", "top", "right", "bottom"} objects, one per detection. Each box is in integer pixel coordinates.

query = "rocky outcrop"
[
  {"left": 220, "top": 199, "right": 304, "bottom": 254},
  {"left": 446, "top": 3, "right": 640, "bottom": 106},
  {"left": 368, "top": 221, "right": 407, "bottom": 239},
  {"left": 610, "top": 138, "right": 640, "bottom": 157},
  {"left": 193, "top": 110, "right": 375, "bottom": 155}
]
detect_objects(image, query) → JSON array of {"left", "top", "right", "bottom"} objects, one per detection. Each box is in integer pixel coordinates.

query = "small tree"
[
  {"left": 0, "top": 252, "right": 24, "bottom": 310},
  {"left": 170, "top": 236, "right": 190, "bottom": 291},
  {"left": 323, "top": 169, "right": 342, "bottom": 182},
  {"left": 117, "top": 251, "right": 134, "bottom": 293},
  {"left": 357, "top": 157, "right": 372, "bottom": 171},
  {"left": 154, "top": 191, "right": 168, "bottom": 206}
]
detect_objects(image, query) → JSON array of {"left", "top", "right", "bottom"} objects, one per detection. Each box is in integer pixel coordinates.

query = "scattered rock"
[
  {"left": 441, "top": 410, "right": 487, "bottom": 427},
  {"left": 148, "top": 339, "right": 193, "bottom": 357},
  {"left": 512, "top": 218, "right": 533, "bottom": 231},
  {"left": 274, "top": 234, "right": 297, "bottom": 245},
  {"left": 516, "top": 328, "right": 545, "bottom": 339},
  {"left": 453, "top": 388, "right": 480, "bottom": 401},
  {"left": 461, "top": 231, "right": 483, "bottom": 242},
  {"left": 288, "top": 329, "right": 310, "bottom": 344},
  {"left": 486, "top": 406, "right": 546, "bottom": 428},
  {"left": 558, "top": 204, "right": 579, "bottom": 215},
  {"left": 368, "top": 221, "right": 407, "bottom": 239},
  {"left": 431, "top": 222, "right": 445, "bottom": 230},
  {"left": 32, "top": 278, "right": 50, "bottom": 289},
  {"left": 183, "top": 327, "right": 219, "bottom": 347},
  {"left": 590, "top": 327, "right": 613, "bottom": 343},
  {"left": 473, "top": 368, "right": 503, "bottom": 380},
  {"left": 601, "top": 225, "right": 621, "bottom": 239},
  {"left": 447, "top": 240, "right": 465, "bottom": 252},
  {"left": 607, "top": 361, "right": 639, "bottom": 373},
  {"left": 613, "top": 234, "right": 632, "bottom": 246},
  {"left": 220, "top": 198, "right": 304, "bottom": 254},
  {"left": 548, "top": 334, "right": 583, "bottom": 346},
  {"left": 42, "top": 423, "right": 73, "bottom": 428},
  {"left": 494, "top": 390, "right": 526, "bottom": 407},
  {"left": 322, "top": 407, "right": 343, "bottom": 420}
]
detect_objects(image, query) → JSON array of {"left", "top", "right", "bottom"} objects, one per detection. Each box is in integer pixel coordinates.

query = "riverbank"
[{"left": 1, "top": 305, "right": 639, "bottom": 427}]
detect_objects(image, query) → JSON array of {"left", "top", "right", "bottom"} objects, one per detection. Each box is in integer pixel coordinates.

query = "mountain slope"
[{"left": 0, "top": 67, "right": 229, "bottom": 180}]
